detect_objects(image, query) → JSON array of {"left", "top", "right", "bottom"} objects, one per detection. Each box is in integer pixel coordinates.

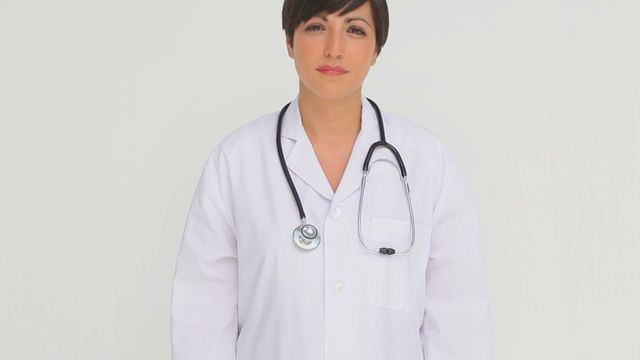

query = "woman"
[{"left": 171, "top": 1, "right": 493, "bottom": 359}]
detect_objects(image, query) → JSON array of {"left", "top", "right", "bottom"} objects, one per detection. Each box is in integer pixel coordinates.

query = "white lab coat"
[{"left": 170, "top": 93, "right": 493, "bottom": 360}]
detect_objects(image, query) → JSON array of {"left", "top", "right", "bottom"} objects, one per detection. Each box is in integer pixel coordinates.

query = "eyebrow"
[{"left": 314, "top": 14, "right": 373, "bottom": 29}]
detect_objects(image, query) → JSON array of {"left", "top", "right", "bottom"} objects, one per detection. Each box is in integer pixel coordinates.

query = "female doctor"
[{"left": 170, "top": 0, "right": 493, "bottom": 359}]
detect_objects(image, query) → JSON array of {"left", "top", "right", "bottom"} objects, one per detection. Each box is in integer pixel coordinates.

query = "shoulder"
[
  {"left": 204, "top": 109, "right": 279, "bottom": 163},
  {"left": 381, "top": 110, "right": 446, "bottom": 156},
  {"left": 381, "top": 110, "right": 467, "bottom": 183},
  {"left": 381, "top": 110, "right": 475, "bottom": 208}
]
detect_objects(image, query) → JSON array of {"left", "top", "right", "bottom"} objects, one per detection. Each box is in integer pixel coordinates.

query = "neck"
[{"left": 298, "top": 86, "right": 363, "bottom": 144}]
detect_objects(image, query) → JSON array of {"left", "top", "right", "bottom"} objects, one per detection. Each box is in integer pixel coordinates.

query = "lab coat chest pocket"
[{"left": 365, "top": 217, "right": 432, "bottom": 312}]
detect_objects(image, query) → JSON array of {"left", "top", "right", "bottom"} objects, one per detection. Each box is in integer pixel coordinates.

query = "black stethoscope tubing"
[{"left": 276, "top": 97, "right": 407, "bottom": 222}]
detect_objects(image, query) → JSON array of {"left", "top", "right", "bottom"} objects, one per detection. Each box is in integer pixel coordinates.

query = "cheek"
[
  {"left": 356, "top": 46, "right": 377, "bottom": 68},
  {"left": 293, "top": 43, "right": 318, "bottom": 70},
  {"left": 354, "top": 42, "right": 376, "bottom": 58},
  {"left": 294, "top": 39, "right": 317, "bottom": 59}
]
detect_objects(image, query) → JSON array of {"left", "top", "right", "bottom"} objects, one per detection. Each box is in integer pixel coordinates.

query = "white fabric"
[{"left": 170, "top": 93, "right": 493, "bottom": 360}]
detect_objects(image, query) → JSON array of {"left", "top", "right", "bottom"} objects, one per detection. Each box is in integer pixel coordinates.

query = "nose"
[{"left": 324, "top": 28, "right": 344, "bottom": 59}]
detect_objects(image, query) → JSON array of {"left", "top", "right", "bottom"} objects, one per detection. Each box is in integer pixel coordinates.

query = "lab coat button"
[
  {"left": 331, "top": 206, "right": 342, "bottom": 218},
  {"left": 333, "top": 281, "right": 345, "bottom": 294}
]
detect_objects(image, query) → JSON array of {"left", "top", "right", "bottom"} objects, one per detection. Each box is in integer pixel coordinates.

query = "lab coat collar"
[{"left": 280, "top": 93, "right": 380, "bottom": 204}]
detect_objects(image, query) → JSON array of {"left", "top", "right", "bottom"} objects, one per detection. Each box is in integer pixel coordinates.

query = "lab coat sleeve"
[
  {"left": 171, "top": 146, "right": 238, "bottom": 360},
  {"left": 419, "top": 140, "right": 493, "bottom": 360}
]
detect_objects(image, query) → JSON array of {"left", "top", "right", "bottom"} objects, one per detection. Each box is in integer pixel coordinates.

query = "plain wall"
[{"left": 1, "top": 0, "right": 638, "bottom": 359}]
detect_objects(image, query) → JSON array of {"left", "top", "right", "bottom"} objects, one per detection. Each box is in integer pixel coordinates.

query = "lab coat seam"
[
  {"left": 431, "top": 139, "right": 447, "bottom": 217},
  {"left": 204, "top": 146, "right": 238, "bottom": 247},
  {"left": 216, "top": 147, "right": 239, "bottom": 243},
  {"left": 212, "top": 146, "right": 242, "bottom": 354}
]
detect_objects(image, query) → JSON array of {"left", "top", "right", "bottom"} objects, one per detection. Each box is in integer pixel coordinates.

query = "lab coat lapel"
[
  {"left": 280, "top": 95, "right": 334, "bottom": 200},
  {"left": 331, "top": 95, "right": 379, "bottom": 207},
  {"left": 279, "top": 94, "right": 380, "bottom": 204}
]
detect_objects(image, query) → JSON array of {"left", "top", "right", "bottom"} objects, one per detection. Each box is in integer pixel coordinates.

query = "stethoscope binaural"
[{"left": 275, "top": 97, "right": 416, "bottom": 256}]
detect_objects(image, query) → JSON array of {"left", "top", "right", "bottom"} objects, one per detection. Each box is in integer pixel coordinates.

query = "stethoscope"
[{"left": 276, "top": 97, "right": 416, "bottom": 256}]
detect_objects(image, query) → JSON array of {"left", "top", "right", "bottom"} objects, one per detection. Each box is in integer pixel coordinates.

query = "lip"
[{"left": 317, "top": 65, "right": 348, "bottom": 75}]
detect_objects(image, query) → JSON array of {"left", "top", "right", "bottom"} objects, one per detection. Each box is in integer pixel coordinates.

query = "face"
[{"left": 286, "top": 1, "right": 378, "bottom": 101}]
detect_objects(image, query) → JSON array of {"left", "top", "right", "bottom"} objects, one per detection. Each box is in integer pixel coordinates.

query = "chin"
[
  {"left": 303, "top": 82, "right": 359, "bottom": 101},
  {"left": 299, "top": 70, "right": 360, "bottom": 93}
]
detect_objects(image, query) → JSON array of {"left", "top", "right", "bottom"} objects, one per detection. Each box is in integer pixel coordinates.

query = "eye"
[
  {"left": 349, "top": 27, "right": 366, "bottom": 36},
  {"left": 305, "top": 24, "right": 324, "bottom": 32},
  {"left": 304, "top": 24, "right": 366, "bottom": 36}
]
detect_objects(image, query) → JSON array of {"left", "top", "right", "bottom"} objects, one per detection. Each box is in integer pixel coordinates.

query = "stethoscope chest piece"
[{"left": 293, "top": 223, "right": 321, "bottom": 250}]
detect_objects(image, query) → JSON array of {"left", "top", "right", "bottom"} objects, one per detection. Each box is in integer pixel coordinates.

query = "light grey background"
[{"left": 1, "top": 0, "right": 638, "bottom": 359}]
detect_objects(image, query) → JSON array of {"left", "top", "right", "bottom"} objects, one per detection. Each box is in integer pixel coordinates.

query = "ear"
[
  {"left": 286, "top": 35, "right": 294, "bottom": 59},
  {"left": 371, "top": 51, "right": 378, "bottom": 66}
]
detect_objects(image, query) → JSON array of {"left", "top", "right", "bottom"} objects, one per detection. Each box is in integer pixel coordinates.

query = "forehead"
[{"left": 314, "top": 1, "right": 372, "bottom": 20}]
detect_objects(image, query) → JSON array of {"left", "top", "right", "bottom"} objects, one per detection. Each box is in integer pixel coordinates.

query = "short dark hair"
[{"left": 282, "top": 0, "right": 389, "bottom": 55}]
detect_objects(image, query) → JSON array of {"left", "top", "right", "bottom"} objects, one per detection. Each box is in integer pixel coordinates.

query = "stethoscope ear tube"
[
  {"left": 357, "top": 165, "right": 416, "bottom": 255},
  {"left": 363, "top": 97, "right": 407, "bottom": 177},
  {"left": 276, "top": 102, "right": 307, "bottom": 222},
  {"left": 363, "top": 141, "right": 407, "bottom": 177},
  {"left": 277, "top": 102, "right": 323, "bottom": 250}
]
